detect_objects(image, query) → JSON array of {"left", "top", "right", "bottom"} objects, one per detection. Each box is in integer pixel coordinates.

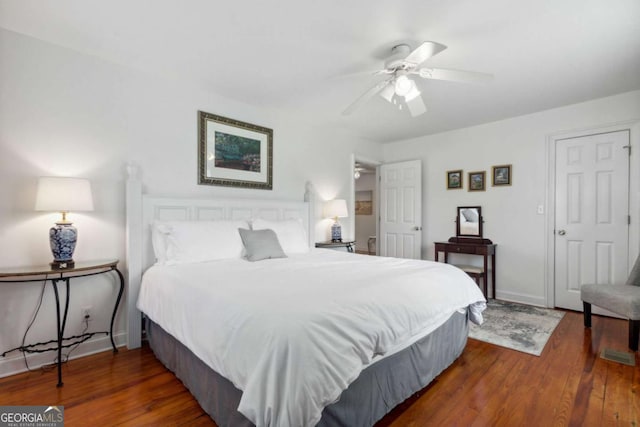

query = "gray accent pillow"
[{"left": 238, "top": 228, "right": 287, "bottom": 262}]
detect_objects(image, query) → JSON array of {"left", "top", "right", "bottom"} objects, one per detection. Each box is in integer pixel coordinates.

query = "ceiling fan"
[
  {"left": 342, "top": 41, "right": 493, "bottom": 117},
  {"left": 354, "top": 162, "right": 372, "bottom": 179}
]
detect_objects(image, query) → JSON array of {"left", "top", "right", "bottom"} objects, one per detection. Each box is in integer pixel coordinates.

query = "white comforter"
[{"left": 137, "top": 249, "right": 486, "bottom": 427}]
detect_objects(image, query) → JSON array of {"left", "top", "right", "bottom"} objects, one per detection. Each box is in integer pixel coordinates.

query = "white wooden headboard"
[{"left": 125, "top": 165, "right": 315, "bottom": 348}]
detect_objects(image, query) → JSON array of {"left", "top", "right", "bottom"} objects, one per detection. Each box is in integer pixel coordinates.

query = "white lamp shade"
[
  {"left": 324, "top": 199, "right": 348, "bottom": 218},
  {"left": 35, "top": 177, "right": 94, "bottom": 212}
]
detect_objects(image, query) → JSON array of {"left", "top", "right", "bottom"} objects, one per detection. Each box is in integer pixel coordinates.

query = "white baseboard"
[
  {"left": 0, "top": 331, "right": 127, "bottom": 379},
  {"left": 495, "top": 290, "right": 548, "bottom": 308}
]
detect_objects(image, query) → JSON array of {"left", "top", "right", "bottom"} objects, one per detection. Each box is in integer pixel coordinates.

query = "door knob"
[
  {"left": 558, "top": 230, "right": 566, "bottom": 236},
  {"left": 413, "top": 226, "right": 423, "bottom": 231}
]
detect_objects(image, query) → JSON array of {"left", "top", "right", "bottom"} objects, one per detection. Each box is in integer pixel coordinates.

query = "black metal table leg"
[
  {"left": 51, "top": 278, "right": 71, "bottom": 387},
  {"left": 51, "top": 279, "right": 62, "bottom": 387},
  {"left": 61, "top": 279, "right": 70, "bottom": 348},
  {"left": 110, "top": 268, "right": 125, "bottom": 353}
]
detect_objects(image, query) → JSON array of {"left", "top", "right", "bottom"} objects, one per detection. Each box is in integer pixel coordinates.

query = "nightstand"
[
  {"left": 315, "top": 241, "right": 356, "bottom": 252},
  {"left": 0, "top": 259, "right": 124, "bottom": 387}
]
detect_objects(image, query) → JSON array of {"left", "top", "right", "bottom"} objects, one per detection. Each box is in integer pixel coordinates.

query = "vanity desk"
[
  {"left": 434, "top": 206, "right": 497, "bottom": 298},
  {"left": 434, "top": 238, "right": 496, "bottom": 298}
]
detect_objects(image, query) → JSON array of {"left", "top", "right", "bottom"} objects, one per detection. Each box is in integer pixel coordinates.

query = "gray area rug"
[{"left": 469, "top": 299, "right": 565, "bottom": 356}]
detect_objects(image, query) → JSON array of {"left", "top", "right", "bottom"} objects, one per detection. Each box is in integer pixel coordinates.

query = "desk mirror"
[{"left": 456, "top": 206, "right": 483, "bottom": 238}]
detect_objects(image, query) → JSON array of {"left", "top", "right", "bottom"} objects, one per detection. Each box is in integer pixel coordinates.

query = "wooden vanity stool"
[{"left": 454, "top": 264, "right": 487, "bottom": 298}]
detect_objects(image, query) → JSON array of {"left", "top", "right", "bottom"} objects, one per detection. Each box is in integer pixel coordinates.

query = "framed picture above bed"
[
  {"left": 446, "top": 170, "right": 463, "bottom": 189},
  {"left": 198, "top": 111, "right": 273, "bottom": 190},
  {"left": 492, "top": 164, "right": 512, "bottom": 186}
]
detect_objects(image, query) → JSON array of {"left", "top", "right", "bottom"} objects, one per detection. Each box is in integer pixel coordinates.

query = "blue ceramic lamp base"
[
  {"left": 49, "top": 222, "right": 77, "bottom": 269},
  {"left": 331, "top": 220, "right": 342, "bottom": 243}
]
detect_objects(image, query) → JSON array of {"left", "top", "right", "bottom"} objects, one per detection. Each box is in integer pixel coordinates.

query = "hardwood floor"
[{"left": 0, "top": 311, "right": 637, "bottom": 426}]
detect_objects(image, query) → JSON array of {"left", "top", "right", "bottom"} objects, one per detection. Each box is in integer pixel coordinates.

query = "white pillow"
[
  {"left": 251, "top": 218, "right": 309, "bottom": 254},
  {"left": 151, "top": 221, "right": 171, "bottom": 263},
  {"left": 153, "top": 220, "right": 249, "bottom": 265}
]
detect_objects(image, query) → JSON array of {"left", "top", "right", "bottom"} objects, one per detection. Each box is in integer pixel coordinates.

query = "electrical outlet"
[{"left": 82, "top": 306, "right": 93, "bottom": 322}]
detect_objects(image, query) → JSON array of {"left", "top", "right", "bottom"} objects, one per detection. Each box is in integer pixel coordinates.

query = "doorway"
[
  {"left": 353, "top": 158, "right": 379, "bottom": 255},
  {"left": 550, "top": 129, "right": 631, "bottom": 311}
]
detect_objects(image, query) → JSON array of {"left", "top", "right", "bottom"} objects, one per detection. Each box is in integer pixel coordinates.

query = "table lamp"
[
  {"left": 324, "top": 199, "right": 348, "bottom": 242},
  {"left": 35, "top": 177, "right": 94, "bottom": 269}
]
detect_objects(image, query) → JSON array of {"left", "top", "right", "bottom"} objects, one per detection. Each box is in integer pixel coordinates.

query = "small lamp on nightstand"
[
  {"left": 324, "top": 199, "right": 348, "bottom": 242},
  {"left": 35, "top": 177, "right": 94, "bottom": 269}
]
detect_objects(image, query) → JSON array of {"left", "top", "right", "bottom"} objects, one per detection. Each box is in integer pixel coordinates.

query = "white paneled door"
[
  {"left": 554, "top": 130, "right": 630, "bottom": 311},
  {"left": 379, "top": 160, "right": 422, "bottom": 259}
]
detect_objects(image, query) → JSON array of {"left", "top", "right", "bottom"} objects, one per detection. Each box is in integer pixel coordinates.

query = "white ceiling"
[{"left": 1, "top": 0, "right": 639, "bottom": 143}]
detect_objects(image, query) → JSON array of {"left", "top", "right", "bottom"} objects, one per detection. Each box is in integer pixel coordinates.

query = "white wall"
[
  {"left": 354, "top": 174, "right": 377, "bottom": 253},
  {"left": 0, "top": 29, "right": 381, "bottom": 376},
  {"left": 383, "top": 90, "right": 640, "bottom": 306}
]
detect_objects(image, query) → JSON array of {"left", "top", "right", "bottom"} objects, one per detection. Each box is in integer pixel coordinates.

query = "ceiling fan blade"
[
  {"left": 415, "top": 67, "right": 493, "bottom": 84},
  {"left": 342, "top": 79, "right": 392, "bottom": 116},
  {"left": 404, "top": 41, "right": 447, "bottom": 66},
  {"left": 406, "top": 94, "right": 427, "bottom": 117},
  {"left": 330, "top": 69, "right": 386, "bottom": 81}
]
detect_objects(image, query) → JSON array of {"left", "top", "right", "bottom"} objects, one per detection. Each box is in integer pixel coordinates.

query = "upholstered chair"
[{"left": 581, "top": 255, "right": 640, "bottom": 351}]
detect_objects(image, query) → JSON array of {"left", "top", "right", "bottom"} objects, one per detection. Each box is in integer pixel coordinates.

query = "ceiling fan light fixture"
[
  {"left": 380, "top": 83, "right": 395, "bottom": 102},
  {"left": 394, "top": 75, "right": 413, "bottom": 97},
  {"left": 404, "top": 84, "right": 421, "bottom": 102}
]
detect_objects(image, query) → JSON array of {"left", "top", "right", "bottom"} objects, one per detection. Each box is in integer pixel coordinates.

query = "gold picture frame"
[
  {"left": 492, "top": 164, "right": 512, "bottom": 186},
  {"left": 447, "top": 170, "right": 463, "bottom": 190},
  {"left": 198, "top": 111, "right": 273, "bottom": 190},
  {"left": 468, "top": 171, "right": 486, "bottom": 191}
]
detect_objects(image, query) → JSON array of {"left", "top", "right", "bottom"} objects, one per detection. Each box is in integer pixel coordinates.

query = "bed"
[{"left": 125, "top": 174, "right": 486, "bottom": 427}]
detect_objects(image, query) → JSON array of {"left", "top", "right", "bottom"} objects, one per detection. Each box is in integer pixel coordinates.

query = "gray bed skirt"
[{"left": 146, "top": 309, "right": 469, "bottom": 426}]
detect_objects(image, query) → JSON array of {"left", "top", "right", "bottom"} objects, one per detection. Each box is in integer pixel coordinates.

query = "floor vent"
[{"left": 600, "top": 348, "right": 636, "bottom": 366}]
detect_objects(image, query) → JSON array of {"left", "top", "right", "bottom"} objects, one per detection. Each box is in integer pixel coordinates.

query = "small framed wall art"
[
  {"left": 447, "top": 170, "right": 463, "bottom": 190},
  {"left": 198, "top": 111, "right": 273, "bottom": 190},
  {"left": 355, "top": 190, "right": 373, "bottom": 215},
  {"left": 468, "top": 171, "right": 486, "bottom": 191},
  {"left": 492, "top": 164, "right": 512, "bottom": 186}
]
